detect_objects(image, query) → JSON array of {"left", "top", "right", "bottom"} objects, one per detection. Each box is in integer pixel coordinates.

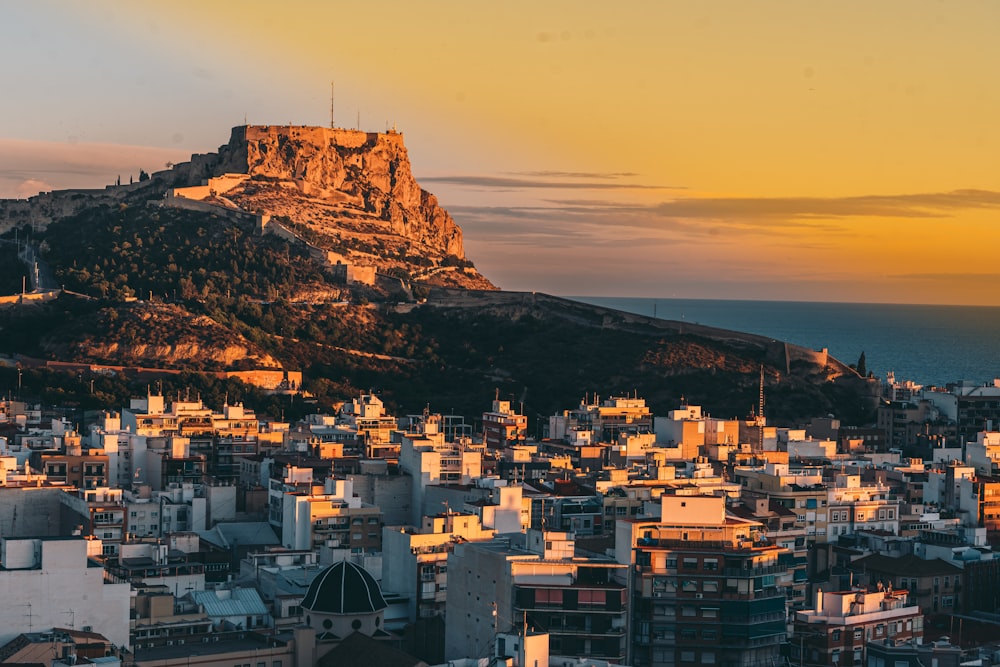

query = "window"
[
  {"left": 704, "top": 558, "right": 718, "bottom": 571},
  {"left": 703, "top": 608, "right": 719, "bottom": 618},
  {"left": 832, "top": 630, "right": 841, "bottom": 641},
  {"left": 683, "top": 558, "right": 698, "bottom": 570},
  {"left": 701, "top": 651, "right": 716, "bottom": 664}
]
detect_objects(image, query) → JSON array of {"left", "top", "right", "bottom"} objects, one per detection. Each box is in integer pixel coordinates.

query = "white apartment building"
[
  {"left": 399, "top": 415, "right": 482, "bottom": 526},
  {"left": 381, "top": 511, "right": 495, "bottom": 621},
  {"left": 0, "top": 536, "right": 131, "bottom": 649},
  {"left": 966, "top": 431, "right": 1000, "bottom": 476},
  {"left": 826, "top": 474, "right": 901, "bottom": 541}
]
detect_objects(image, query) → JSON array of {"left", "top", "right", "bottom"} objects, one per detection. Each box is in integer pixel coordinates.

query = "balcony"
[
  {"left": 722, "top": 564, "right": 785, "bottom": 578},
  {"left": 547, "top": 626, "right": 626, "bottom": 637}
]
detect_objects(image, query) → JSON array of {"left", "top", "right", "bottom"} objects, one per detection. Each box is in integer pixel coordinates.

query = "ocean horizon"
[{"left": 565, "top": 295, "right": 1000, "bottom": 388}]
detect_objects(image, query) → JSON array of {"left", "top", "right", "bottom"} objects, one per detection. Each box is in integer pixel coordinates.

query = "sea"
[{"left": 567, "top": 296, "right": 1000, "bottom": 388}]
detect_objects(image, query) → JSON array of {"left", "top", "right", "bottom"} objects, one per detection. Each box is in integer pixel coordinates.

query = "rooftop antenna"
[
  {"left": 17, "top": 603, "right": 31, "bottom": 632},
  {"left": 330, "top": 80, "right": 335, "bottom": 128},
  {"left": 755, "top": 366, "right": 765, "bottom": 454}
]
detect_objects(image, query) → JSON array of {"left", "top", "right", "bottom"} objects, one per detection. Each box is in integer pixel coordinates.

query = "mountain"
[{"left": 0, "top": 125, "right": 875, "bottom": 424}]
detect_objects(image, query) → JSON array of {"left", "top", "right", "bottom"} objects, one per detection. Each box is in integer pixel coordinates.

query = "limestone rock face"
[{"left": 215, "top": 126, "right": 465, "bottom": 258}]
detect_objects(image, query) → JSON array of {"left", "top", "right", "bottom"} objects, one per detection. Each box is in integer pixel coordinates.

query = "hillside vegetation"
[{"left": 0, "top": 199, "right": 873, "bottom": 425}]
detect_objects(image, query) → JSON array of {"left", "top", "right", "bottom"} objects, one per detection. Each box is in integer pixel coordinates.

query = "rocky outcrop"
[{"left": 190, "top": 125, "right": 466, "bottom": 259}]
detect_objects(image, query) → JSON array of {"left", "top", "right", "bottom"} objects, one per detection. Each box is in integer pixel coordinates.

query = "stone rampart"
[
  {"left": 424, "top": 288, "right": 859, "bottom": 378},
  {"left": 241, "top": 125, "right": 402, "bottom": 151},
  {"left": 0, "top": 290, "right": 61, "bottom": 309}
]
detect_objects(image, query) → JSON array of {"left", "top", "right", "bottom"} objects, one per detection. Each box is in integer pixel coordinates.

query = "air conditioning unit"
[
  {"left": 82, "top": 626, "right": 92, "bottom": 632},
  {"left": 653, "top": 592, "right": 664, "bottom": 598},
  {"left": 695, "top": 593, "right": 704, "bottom": 599}
]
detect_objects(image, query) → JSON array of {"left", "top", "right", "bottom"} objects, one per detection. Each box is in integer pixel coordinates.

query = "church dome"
[{"left": 301, "top": 561, "right": 388, "bottom": 615}]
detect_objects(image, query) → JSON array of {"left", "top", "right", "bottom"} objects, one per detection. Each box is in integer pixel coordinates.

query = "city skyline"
[{"left": 2, "top": 1, "right": 998, "bottom": 305}]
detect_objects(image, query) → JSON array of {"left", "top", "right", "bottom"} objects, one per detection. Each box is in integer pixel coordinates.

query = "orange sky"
[{"left": 1, "top": 1, "right": 998, "bottom": 304}]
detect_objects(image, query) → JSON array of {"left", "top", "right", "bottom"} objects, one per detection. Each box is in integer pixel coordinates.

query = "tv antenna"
[
  {"left": 17, "top": 603, "right": 32, "bottom": 631},
  {"left": 330, "top": 81, "right": 342, "bottom": 130}
]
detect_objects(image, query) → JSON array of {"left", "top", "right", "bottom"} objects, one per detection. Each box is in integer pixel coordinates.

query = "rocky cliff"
[{"left": 201, "top": 126, "right": 466, "bottom": 258}]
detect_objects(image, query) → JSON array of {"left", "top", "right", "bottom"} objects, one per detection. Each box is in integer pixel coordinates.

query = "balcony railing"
[{"left": 722, "top": 564, "right": 785, "bottom": 577}]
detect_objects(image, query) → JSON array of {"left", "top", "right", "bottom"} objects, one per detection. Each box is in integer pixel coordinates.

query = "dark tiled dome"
[{"left": 302, "top": 561, "right": 387, "bottom": 614}]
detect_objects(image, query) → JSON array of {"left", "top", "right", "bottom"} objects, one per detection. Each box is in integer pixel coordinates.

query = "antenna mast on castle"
[{"left": 330, "top": 80, "right": 335, "bottom": 128}]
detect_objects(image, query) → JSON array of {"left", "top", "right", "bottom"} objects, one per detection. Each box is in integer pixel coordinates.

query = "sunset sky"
[{"left": 2, "top": 1, "right": 998, "bottom": 305}]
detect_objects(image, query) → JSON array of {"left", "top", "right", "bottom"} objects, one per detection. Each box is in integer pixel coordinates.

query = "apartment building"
[
  {"left": 482, "top": 399, "right": 528, "bottom": 450},
  {"left": 446, "top": 530, "right": 628, "bottom": 663},
  {"left": 616, "top": 494, "right": 790, "bottom": 667},
  {"left": 792, "top": 588, "right": 923, "bottom": 667}
]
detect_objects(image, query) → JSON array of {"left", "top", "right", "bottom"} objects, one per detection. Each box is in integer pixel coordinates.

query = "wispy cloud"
[
  {"left": 0, "top": 137, "right": 189, "bottom": 199},
  {"left": 420, "top": 174, "right": 677, "bottom": 190},
  {"left": 506, "top": 170, "right": 642, "bottom": 180},
  {"left": 649, "top": 189, "right": 1000, "bottom": 220},
  {"left": 451, "top": 188, "right": 1000, "bottom": 239}
]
